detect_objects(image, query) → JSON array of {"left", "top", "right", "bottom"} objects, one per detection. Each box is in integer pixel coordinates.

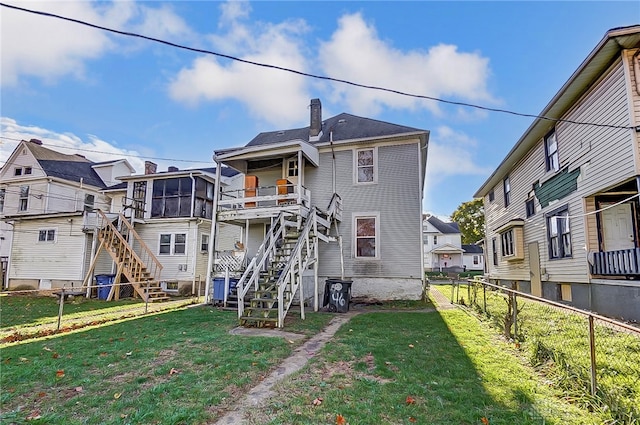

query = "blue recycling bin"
[
  {"left": 95, "top": 274, "right": 115, "bottom": 300},
  {"left": 212, "top": 277, "right": 239, "bottom": 302}
]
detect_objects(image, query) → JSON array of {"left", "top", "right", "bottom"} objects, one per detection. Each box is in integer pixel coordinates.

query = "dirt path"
[{"left": 213, "top": 312, "right": 359, "bottom": 425}]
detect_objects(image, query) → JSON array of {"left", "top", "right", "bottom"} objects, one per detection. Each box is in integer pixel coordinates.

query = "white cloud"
[
  {"left": 318, "top": 13, "right": 496, "bottom": 116},
  {"left": 168, "top": 2, "right": 311, "bottom": 127},
  {"left": 0, "top": 1, "right": 193, "bottom": 86},
  {"left": 1, "top": 117, "right": 147, "bottom": 174},
  {"left": 423, "top": 126, "right": 492, "bottom": 213}
]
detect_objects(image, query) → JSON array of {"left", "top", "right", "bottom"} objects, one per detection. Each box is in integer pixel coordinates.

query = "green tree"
[{"left": 450, "top": 199, "right": 485, "bottom": 244}]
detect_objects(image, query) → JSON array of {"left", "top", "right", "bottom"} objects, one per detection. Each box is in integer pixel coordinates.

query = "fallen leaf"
[
  {"left": 52, "top": 352, "right": 59, "bottom": 359},
  {"left": 336, "top": 414, "right": 347, "bottom": 425},
  {"left": 125, "top": 351, "right": 132, "bottom": 356},
  {"left": 114, "top": 392, "right": 122, "bottom": 399},
  {"left": 120, "top": 414, "right": 128, "bottom": 419},
  {"left": 42, "top": 346, "right": 52, "bottom": 352},
  {"left": 169, "top": 368, "right": 180, "bottom": 375},
  {"left": 481, "top": 417, "right": 490, "bottom": 425},
  {"left": 25, "top": 410, "right": 41, "bottom": 421},
  {"left": 99, "top": 352, "right": 108, "bottom": 357},
  {"left": 56, "top": 370, "right": 65, "bottom": 378},
  {"left": 37, "top": 392, "right": 46, "bottom": 398},
  {"left": 409, "top": 417, "right": 417, "bottom": 423},
  {"left": 408, "top": 344, "right": 415, "bottom": 348},
  {"left": 20, "top": 357, "right": 28, "bottom": 362},
  {"left": 406, "top": 396, "right": 416, "bottom": 405},
  {"left": 287, "top": 339, "right": 295, "bottom": 344},
  {"left": 75, "top": 387, "right": 83, "bottom": 393},
  {"left": 312, "top": 397, "right": 323, "bottom": 406}
]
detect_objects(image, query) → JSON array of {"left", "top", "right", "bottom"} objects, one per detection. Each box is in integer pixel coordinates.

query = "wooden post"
[
  {"left": 57, "top": 288, "right": 65, "bottom": 331},
  {"left": 145, "top": 280, "right": 150, "bottom": 314},
  {"left": 512, "top": 292, "right": 518, "bottom": 339},
  {"left": 483, "top": 283, "right": 487, "bottom": 313},
  {"left": 589, "top": 315, "right": 598, "bottom": 397}
]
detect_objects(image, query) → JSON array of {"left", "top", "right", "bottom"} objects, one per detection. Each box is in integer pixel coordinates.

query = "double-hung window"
[
  {"left": 547, "top": 207, "right": 571, "bottom": 259},
  {"left": 503, "top": 176, "right": 511, "bottom": 207},
  {"left": 38, "top": 229, "right": 56, "bottom": 242},
  {"left": 354, "top": 213, "right": 379, "bottom": 258},
  {"left": 0, "top": 188, "right": 5, "bottom": 213},
  {"left": 201, "top": 234, "right": 210, "bottom": 253},
  {"left": 501, "top": 229, "right": 515, "bottom": 256},
  {"left": 544, "top": 130, "right": 559, "bottom": 172},
  {"left": 159, "top": 233, "right": 187, "bottom": 255},
  {"left": 492, "top": 238, "right": 498, "bottom": 265},
  {"left": 19, "top": 186, "right": 29, "bottom": 211},
  {"left": 355, "top": 148, "right": 377, "bottom": 184}
]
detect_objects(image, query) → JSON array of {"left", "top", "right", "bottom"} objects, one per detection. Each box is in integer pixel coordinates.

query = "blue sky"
[{"left": 1, "top": 1, "right": 638, "bottom": 218}]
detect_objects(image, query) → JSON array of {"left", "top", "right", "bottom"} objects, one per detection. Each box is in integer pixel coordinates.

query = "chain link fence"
[{"left": 436, "top": 277, "right": 640, "bottom": 424}]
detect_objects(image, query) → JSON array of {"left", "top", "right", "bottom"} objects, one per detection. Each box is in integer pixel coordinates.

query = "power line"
[
  {"left": 0, "top": 2, "right": 635, "bottom": 132},
  {"left": 0, "top": 136, "right": 207, "bottom": 164}
]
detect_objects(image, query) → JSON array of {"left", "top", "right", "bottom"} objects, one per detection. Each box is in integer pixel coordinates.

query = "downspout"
[
  {"left": 45, "top": 179, "right": 51, "bottom": 213},
  {"left": 418, "top": 141, "right": 425, "bottom": 278},
  {"left": 204, "top": 161, "right": 222, "bottom": 303},
  {"left": 192, "top": 218, "right": 203, "bottom": 295}
]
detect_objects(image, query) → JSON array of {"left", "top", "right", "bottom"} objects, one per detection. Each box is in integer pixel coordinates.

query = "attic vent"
[
  {"left": 338, "top": 119, "right": 346, "bottom": 124},
  {"left": 29, "top": 138, "right": 43, "bottom": 145}
]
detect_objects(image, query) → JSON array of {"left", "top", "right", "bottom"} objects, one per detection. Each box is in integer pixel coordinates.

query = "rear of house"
[{"left": 475, "top": 26, "right": 640, "bottom": 321}]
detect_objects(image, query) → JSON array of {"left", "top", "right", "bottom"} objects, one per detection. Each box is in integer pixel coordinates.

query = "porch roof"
[
  {"left": 215, "top": 139, "right": 319, "bottom": 174},
  {"left": 429, "top": 244, "right": 465, "bottom": 254}
]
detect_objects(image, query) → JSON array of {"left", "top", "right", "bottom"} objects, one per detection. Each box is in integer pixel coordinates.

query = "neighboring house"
[
  {"left": 423, "top": 214, "right": 483, "bottom": 272},
  {"left": 208, "top": 99, "right": 429, "bottom": 326},
  {"left": 0, "top": 139, "right": 241, "bottom": 300},
  {"left": 0, "top": 138, "right": 136, "bottom": 291},
  {"left": 474, "top": 26, "right": 640, "bottom": 322},
  {"left": 115, "top": 162, "right": 243, "bottom": 294}
]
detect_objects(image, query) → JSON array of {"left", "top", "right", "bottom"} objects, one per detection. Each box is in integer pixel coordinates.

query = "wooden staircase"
[
  {"left": 83, "top": 211, "right": 168, "bottom": 302},
  {"left": 235, "top": 194, "right": 342, "bottom": 327}
]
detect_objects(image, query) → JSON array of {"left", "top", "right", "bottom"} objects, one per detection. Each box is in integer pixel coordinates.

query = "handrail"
[
  {"left": 96, "top": 210, "right": 151, "bottom": 282},
  {"left": 275, "top": 208, "right": 317, "bottom": 327},
  {"left": 236, "top": 211, "right": 290, "bottom": 318},
  {"left": 116, "top": 213, "right": 163, "bottom": 281}
]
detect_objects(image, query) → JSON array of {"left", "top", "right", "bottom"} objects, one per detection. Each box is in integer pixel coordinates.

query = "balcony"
[
  {"left": 218, "top": 183, "right": 311, "bottom": 222},
  {"left": 590, "top": 248, "right": 640, "bottom": 277}
]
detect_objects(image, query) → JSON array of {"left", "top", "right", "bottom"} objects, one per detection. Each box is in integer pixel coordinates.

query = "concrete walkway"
[
  {"left": 214, "top": 311, "right": 359, "bottom": 424},
  {"left": 428, "top": 285, "right": 457, "bottom": 310}
]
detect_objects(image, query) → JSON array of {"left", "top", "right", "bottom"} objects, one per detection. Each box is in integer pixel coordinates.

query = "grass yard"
[
  {"left": 0, "top": 294, "right": 145, "bottom": 329},
  {"left": 0, "top": 305, "right": 333, "bottom": 425},
  {"left": 247, "top": 309, "right": 605, "bottom": 425},
  {"left": 435, "top": 283, "right": 640, "bottom": 424}
]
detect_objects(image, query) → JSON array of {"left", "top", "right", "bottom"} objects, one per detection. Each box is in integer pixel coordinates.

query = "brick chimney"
[
  {"left": 29, "top": 138, "right": 43, "bottom": 145},
  {"left": 144, "top": 161, "right": 157, "bottom": 175},
  {"left": 309, "top": 98, "right": 322, "bottom": 140},
  {"left": 168, "top": 166, "right": 179, "bottom": 172}
]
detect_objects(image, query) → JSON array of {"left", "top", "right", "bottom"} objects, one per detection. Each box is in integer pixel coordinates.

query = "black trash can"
[{"left": 324, "top": 278, "right": 353, "bottom": 313}]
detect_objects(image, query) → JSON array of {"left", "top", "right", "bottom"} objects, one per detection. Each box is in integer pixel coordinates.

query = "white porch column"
[
  {"left": 204, "top": 161, "right": 223, "bottom": 303},
  {"left": 297, "top": 150, "right": 303, "bottom": 205}
]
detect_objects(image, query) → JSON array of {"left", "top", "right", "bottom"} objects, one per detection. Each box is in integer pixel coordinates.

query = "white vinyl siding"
[
  {"left": 306, "top": 141, "right": 423, "bottom": 279},
  {"left": 485, "top": 56, "right": 632, "bottom": 285}
]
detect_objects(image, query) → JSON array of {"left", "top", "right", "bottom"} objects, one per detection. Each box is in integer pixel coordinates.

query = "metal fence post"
[
  {"left": 483, "top": 283, "right": 487, "bottom": 314},
  {"left": 57, "top": 288, "right": 65, "bottom": 331},
  {"left": 588, "top": 315, "right": 597, "bottom": 397},
  {"left": 512, "top": 292, "right": 518, "bottom": 339}
]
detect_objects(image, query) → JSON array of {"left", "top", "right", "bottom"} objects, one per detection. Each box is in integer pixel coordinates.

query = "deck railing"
[
  {"left": 219, "top": 184, "right": 310, "bottom": 210},
  {"left": 590, "top": 247, "right": 640, "bottom": 276}
]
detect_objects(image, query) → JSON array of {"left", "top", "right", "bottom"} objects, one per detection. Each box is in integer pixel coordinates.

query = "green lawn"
[
  {"left": 247, "top": 310, "right": 605, "bottom": 425},
  {"left": 0, "top": 296, "right": 610, "bottom": 424},
  {"left": 0, "top": 294, "right": 144, "bottom": 328}
]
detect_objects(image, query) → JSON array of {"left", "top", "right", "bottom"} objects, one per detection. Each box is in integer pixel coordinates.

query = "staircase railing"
[
  {"left": 275, "top": 207, "right": 318, "bottom": 327},
  {"left": 115, "top": 213, "right": 162, "bottom": 282},
  {"left": 95, "top": 210, "right": 162, "bottom": 288},
  {"left": 236, "top": 211, "right": 291, "bottom": 318}
]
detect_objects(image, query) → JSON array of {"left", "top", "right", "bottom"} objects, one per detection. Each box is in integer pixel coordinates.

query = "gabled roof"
[
  {"left": 462, "top": 244, "right": 483, "bottom": 254},
  {"left": 246, "top": 113, "right": 425, "bottom": 147},
  {"left": 475, "top": 25, "right": 640, "bottom": 197},
  {"left": 425, "top": 215, "right": 460, "bottom": 234},
  {"left": 39, "top": 160, "right": 107, "bottom": 188},
  {"left": 23, "top": 141, "right": 108, "bottom": 188}
]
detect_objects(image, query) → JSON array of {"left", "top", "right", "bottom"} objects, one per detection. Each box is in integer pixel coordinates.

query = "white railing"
[
  {"left": 236, "top": 212, "right": 296, "bottom": 318},
  {"left": 275, "top": 207, "right": 318, "bottom": 327},
  {"left": 219, "top": 184, "right": 311, "bottom": 211}
]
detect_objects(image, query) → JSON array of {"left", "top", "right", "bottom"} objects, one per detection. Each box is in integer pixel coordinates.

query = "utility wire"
[
  {"left": 0, "top": 2, "right": 635, "bottom": 131},
  {"left": 0, "top": 136, "right": 206, "bottom": 164}
]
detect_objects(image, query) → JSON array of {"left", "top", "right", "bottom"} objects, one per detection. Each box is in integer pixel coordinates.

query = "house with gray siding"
[
  {"left": 474, "top": 26, "right": 640, "bottom": 322},
  {"left": 208, "top": 99, "right": 429, "bottom": 327}
]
